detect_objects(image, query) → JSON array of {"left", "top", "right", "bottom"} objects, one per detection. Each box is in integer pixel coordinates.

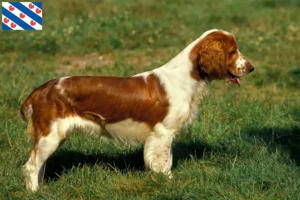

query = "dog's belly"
[
  {"left": 104, "top": 119, "right": 152, "bottom": 144},
  {"left": 55, "top": 116, "right": 152, "bottom": 144}
]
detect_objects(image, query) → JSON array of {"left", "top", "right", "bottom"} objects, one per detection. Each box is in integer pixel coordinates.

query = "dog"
[{"left": 20, "top": 29, "right": 254, "bottom": 191}]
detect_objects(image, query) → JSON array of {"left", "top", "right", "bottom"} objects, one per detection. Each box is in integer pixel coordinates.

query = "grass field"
[{"left": 0, "top": 0, "right": 300, "bottom": 199}]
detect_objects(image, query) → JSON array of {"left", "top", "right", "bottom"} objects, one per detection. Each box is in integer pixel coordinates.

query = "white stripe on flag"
[
  {"left": 2, "top": 2, "right": 42, "bottom": 30},
  {"left": 20, "top": 2, "right": 42, "bottom": 18},
  {"left": 2, "top": 14, "right": 24, "bottom": 30}
]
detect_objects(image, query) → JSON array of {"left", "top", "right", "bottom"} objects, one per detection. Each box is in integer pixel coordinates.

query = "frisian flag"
[{"left": 2, "top": 2, "right": 42, "bottom": 30}]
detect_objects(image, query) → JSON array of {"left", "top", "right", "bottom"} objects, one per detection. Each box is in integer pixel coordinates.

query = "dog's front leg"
[{"left": 143, "top": 126, "right": 174, "bottom": 177}]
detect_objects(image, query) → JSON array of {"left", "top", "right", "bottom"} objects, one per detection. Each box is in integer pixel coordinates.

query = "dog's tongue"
[{"left": 236, "top": 77, "right": 241, "bottom": 87}]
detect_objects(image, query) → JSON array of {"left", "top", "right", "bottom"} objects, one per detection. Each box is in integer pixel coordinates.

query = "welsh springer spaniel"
[{"left": 20, "top": 29, "right": 254, "bottom": 191}]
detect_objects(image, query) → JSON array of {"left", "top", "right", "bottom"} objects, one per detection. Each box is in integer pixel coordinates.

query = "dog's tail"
[
  {"left": 20, "top": 98, "right": 33, "bottom": 121},
  {"left": 20, "top": 95, "right": 35, "bottom": 136}
]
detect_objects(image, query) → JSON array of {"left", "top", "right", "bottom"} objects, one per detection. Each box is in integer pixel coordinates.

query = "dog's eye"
[{"left": 229, "top": 49, "right": 236, "bottom": 55}]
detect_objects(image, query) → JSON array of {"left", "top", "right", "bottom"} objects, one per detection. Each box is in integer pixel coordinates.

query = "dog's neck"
[
  {"left": 153, "top": 35, "right": 210, "bottom": 94},
  {"left": 151, "top": 38, "right": 210, "bottom": 127}
]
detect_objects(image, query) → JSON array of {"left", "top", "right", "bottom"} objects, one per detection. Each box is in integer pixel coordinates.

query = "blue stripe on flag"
[
  {"left": 2, "top": 8, "right": 35, "bottom": 30},
  {"left": 32, "top": 2, "right": 42, "bottom": 9},
  {"left": 2, "top": 22, "right": 13, "bottom": 30},
  {"left": 9, "top": 2, "right": 42, "bottom": 25}
]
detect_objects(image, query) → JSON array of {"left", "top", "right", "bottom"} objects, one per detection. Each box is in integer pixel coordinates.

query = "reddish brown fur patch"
[
  {"left": 63, "top": 74, "right": 169, "bottom": 127},
  {"left": 20, "top": 74, "right": 169, "bottom": 137},
  {"left": 189, "top": 31, "right": 238, "bottom": 80}
]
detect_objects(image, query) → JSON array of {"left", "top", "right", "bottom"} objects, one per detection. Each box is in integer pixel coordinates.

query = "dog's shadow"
[
  {"left": 44, "top": 140, "right": 210, "bottom": 182},
  {"left": 44, "top": 147, "right": 144, "bottom": 182},
  {"left": 44, "top": 126, "right": 300, "bottom": 182},
  {"left": 244, "top": 126, "right": 300, "bottom": 166}
]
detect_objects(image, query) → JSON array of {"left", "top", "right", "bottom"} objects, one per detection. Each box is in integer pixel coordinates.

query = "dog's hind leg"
[{"left": 22, "top": 121, "right": 65, "bottom": 192}]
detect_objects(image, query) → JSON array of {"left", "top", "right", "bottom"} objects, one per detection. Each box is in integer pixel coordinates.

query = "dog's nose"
[{"left": 248, "top": 65, "right": 255, "bottom": 73}]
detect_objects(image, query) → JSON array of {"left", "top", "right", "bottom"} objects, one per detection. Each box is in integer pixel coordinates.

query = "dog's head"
[{"left": 190, "top": 29, "right": 254, "bottom": 86}]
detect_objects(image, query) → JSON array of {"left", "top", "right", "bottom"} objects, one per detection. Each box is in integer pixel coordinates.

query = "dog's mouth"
[{"left": 227, "top": 71, "right": 241, "bottom": 87}]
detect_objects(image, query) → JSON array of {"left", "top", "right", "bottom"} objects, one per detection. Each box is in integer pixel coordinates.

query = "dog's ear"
[{"left": 190, "top": 33, "right": 228, "bottom": 80}]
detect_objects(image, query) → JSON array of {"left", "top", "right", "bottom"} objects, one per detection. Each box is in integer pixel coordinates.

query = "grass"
[{"left": 0, "top": 0, "right": 299, "bottom": 199}]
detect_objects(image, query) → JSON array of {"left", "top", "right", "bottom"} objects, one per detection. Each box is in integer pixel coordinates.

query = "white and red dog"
[{"left": 20, "top": 29, "right": 254, "bottom": 191}]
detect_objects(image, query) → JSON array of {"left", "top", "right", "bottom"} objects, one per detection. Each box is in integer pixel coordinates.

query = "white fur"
[
  {"left": 23, "top": 104, "right": 33, "bottom": 119},
  {"left": 54, "top": 76, "right": 70, "bottom": 94},
  {"left": 105, "top": 119, "right": 152, "bottom": 144},
  {"left": 23, "top": 123, "right": 62, "bottom": 191},
  {"left": 55, "top": 116, "right": 102, "bottom": 137},
  {"left": 236, "top": 51, "right": 247, "bottom": 73}
]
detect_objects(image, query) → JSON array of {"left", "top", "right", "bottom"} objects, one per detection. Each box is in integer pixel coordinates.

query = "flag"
[{"left": 2, "top": 2, "right": 42, "bottom": 30}]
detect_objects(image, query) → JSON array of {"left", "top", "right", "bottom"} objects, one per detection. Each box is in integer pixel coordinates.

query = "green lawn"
[{"left": 0, "top": 0, "right": 299, "bottom": 199}]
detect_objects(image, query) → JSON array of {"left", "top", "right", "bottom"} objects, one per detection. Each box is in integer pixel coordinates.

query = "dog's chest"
[
  {"left": 183, "top": 81, "right": 209, "bottom": 126},
  {"left": 160, "top": 81, "right": 209, "bottom": 131}
]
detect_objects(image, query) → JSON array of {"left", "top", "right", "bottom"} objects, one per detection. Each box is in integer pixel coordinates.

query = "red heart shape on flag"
[
  {"left": 30, "top": 20, "right": 36, "bottom": 26},
  {"left": 36, "top": 8, "right": 41, "bottom": 14},
  {"left": 29, "top": 3, "right": 34, "bottom": 9},
  {"left": 4, "top": 18, "right": 9, "bottom": 23},
  {"left": 11, "top": 22, "right": 16, "bottom": 28},
  {"left": 20, "top": 13, "right": 25, "bottom": 19},
  {"left": 9, "top": 5, "right": 15, "bottom": 11}
]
